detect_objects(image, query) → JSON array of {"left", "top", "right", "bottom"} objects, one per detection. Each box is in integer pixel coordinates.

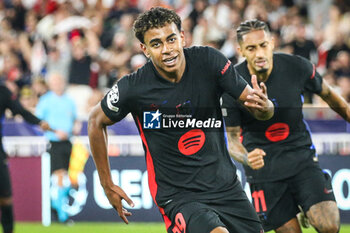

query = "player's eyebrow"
[
  {"left": 149, "top": 33, "right": 177, "bottom": 45},
  {"left": 245, "top": 45, "right": 256, "bottom": 50},
  {"left": 149, "top": 38, "right": 161, "bottom": 44}
]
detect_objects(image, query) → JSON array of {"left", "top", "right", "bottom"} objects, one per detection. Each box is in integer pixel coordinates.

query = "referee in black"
[
  {"left": 222, "top": 19, "right": 346, "bottom": 233},
  {"left": 0, "top": 83, "right": 50, "bottom": 233}
]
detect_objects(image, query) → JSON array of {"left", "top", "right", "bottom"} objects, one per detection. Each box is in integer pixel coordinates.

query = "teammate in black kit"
[
  {"left": 0, "top": 83, "right": 50, "bottom": 233},
  {"left": 88, "top": 7, "right": 274, "bottom": 233},
  {"left": 222, "top": 19, "right": 348, "bottom": 233}
]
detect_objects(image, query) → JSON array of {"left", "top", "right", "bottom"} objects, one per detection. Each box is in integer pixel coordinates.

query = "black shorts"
[
  {"left": 48, "top": 140, "right": 72, "bottom": 173},
  {"left": 163, "top": 187, "right": 264, "bottom": 233},
  {"left": 250, "top": 163, "right": 335, "bottom": 231},
  {"left": 0, "top": 154, "right": 12, "bottom": 198}
]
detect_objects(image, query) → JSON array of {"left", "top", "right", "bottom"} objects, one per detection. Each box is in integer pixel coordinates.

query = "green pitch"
[{"left": 16, "top": 222, "right": 350, "bottom": 233}]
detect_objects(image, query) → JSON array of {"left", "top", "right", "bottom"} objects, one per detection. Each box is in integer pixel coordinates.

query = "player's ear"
[
  {"left": 270, "top": 36, "right": 275, "bottom": 50},
  {"left": 236, "top": 45, "right": 243, "bottom": 57},
  {"left": 180, "top": 30, "right": 186, "bottom": 47},
  {"left": 140, "top": 43, "right": 150, "bottom": 58}
]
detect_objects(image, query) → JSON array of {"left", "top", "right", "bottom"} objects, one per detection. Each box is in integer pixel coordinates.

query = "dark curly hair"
[
  {"left": 236, "top": 19, "right": 270, "bottom": 44},
  {"left": 133, "top": 7, "right": 182, "bottom": 44}
]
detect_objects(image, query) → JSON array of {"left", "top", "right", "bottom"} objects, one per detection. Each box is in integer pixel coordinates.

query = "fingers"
[
  {"left": 251, "top": 75, "right": 260, "bottom": 90},
  {"left": 260, "top": 82, "right": 267, "bottom": 95},
  {"left": 110, "top": 186, "right": 135, "bottom": 224},
  {"left": 244, "top": 93, "right": 266, "bottom": 109},
  {"left": 248, "top": 149, "right": 266, "bottom": 170},
  {"left": 244, "top": 76, "right": 269, "bottom": 110},
  {"left": 121, "top": 192, "right": 135, "bottom": 208},
  {"left": 39, "top": 121, "right": 51, "bottom": 131},
  {"left": 115, "top": 206, "right": 132, "bottom": 224}
]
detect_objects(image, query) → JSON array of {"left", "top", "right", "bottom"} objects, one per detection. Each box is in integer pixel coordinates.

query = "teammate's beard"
[{"left": 257, "top": 68, "right": 268, "bottom": 74}]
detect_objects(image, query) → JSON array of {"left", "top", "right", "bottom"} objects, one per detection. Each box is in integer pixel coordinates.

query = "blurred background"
[{"left": 1, "top": 0, "right": 350, "bottom": 231}]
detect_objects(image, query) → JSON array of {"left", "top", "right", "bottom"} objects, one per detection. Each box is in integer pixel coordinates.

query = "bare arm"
[
  {"left": 88, "top": 104, "right": 134, "bottom": 223},
  {"left": 226, "top": 126, "right": 266, "bottom": 170},
  {"left": 238, "top": 75, "right": 274, "bottom": 121},
  {"left": 318, "top": 80, "right": 350, "bottom": 122}
]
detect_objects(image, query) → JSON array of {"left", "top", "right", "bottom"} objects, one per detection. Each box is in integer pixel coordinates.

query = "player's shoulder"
[
  {"left": 273, "top": 52, "right": 310, "bottom": 67},
  {"left": 234, "top": 59, "right": 248, "bottom": 72},
  {"left": 185, "top": 46, "right": 222, "bottom": 59},
  {"left": 118, "top": 60, "right": 154, "bottom": 85}
]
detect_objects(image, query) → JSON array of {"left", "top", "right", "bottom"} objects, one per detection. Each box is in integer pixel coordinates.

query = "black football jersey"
[
  {"left": 101, "top": 46, "right": 248, "bottom": 207},
  {"left": 0, "top": 85, "right": 41, "bottom": 156},
  {"left": 222, "top": 53, "right": 323, "bottom": 183}
]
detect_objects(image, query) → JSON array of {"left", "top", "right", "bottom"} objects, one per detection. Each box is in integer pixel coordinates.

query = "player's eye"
[
  {"left": 168, "top": 37, "right": 176, "bottom": 43},
  {"left": 152, "top": 42, "right": 160, "bottom": 48}
]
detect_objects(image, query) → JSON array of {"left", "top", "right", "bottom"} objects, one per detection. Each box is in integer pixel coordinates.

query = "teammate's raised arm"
[{"left": 88, "top": 104, "right": 134, "bottom": 224}]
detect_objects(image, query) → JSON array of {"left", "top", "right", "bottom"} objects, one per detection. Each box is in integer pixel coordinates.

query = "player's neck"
[
  {"left": 250, "top": 66, "right": 273, "bottom": 83},
  {"left": 155, "top": 57, "right": 186, "bottom": 83},
  {"left": 256, "top": 73, "right": 269, "bottom": 82}
]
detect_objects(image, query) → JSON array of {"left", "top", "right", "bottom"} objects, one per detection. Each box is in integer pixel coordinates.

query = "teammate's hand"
[
  {"left": 247, "top": 148, "right": 266, "bottom": 170},
  {"left": 244, "top": 75, "right": 269, "bottom": 111},
  {"left": 244, "top": 75, "right": 274, "bottom": 120},
  {"left": 39, "top": 121, "right": 50, "bottom": 131},
  {"left": 104, "top": 184, "right": 135, "bottom": 224}
]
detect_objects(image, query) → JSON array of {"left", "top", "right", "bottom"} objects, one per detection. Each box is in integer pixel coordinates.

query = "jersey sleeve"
[
  {"left": 297, "top": 55, "right": 323, "bottom": 94},
  {"left": 2, "top": 86, "right": 41, "bottom": 125},
  {"left": 101, "top": 77, "right": 132, "bottom": 122},
  {"left": 221, "top": 93, "right": 241, "bottom": 127},
  {"left": 207, "top": 47, "right": 248, "bottom": 99}
]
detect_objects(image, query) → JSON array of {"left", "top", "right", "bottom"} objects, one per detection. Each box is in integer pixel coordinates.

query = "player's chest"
[
  {"left": 136, "top": 74, "right": 218, "bottom": 113},
  {"left": 263, "top": 75, "right": 304, "bottom": 107}
]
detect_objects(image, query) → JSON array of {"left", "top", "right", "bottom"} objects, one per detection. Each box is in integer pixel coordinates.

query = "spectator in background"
[
  {"left": 0, "top": 81, "right": 50, "bottom": 233},
  {"left": 35, "top": 72, "right": 81, "bottom": 223},
  {"left": 66, "top": 29, "right": 99, "bottom": 120},
  {"left": 202, "top": 0, "right": 231, "bottom": 46},
  {"left": 187, "top": 0, "right": 207, "bottom": 32},
  {"left": 330, "top": 51, "right": 350, "bottom": 78},
  {"left": 130, "top": 53, "right": 147, "bottom": 72},
  {"left": 337, "top": 76, "right": 350, "bottom": 102},
  {"left": 326, "top": 33, "right": 350, "bottom": 69},
  {"left": 289, "top": 24, "right": 317, "bottom": 62},
  {"left": 31, "top": 76, "right": 48, "bottom": 98},
  {"left": 41, "top": 33, "right": 71, "bottom": 82}
]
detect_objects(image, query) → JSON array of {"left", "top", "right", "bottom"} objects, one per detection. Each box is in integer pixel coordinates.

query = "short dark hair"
[
  {"left": 236, "top": 19, "right": 270, "bottom": 44},
  {"left": 133, "top": 7, "right": 182, "bottom": 44}
]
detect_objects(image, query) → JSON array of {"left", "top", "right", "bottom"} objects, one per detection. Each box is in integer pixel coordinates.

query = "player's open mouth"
[
  {"left": 255, "top": 60, "right": 267, "bottom": 67},
  {"left": 163, "top": 56, "right": 178, "bottom": 66}
]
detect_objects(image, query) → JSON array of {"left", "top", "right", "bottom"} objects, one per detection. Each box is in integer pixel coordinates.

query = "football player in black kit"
[
  {"left": 88, "top": 7, "right": 274, "bottom": 233},
  {"left": 0, "top": 83, "right": 50, "bottom": 233},
  {"left": 222, "top": 19, "right": 348, "bottom": 233}
]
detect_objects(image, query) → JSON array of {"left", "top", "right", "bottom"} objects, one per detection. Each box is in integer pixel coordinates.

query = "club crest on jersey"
[
  {"left": 109, "top": 85, "right": 119, "bottom": 103},
  {"left": 143, "top": 110, "right": 162, "bottom": 129},
  {"left": 106, "top": 85, "right": 120, "bottom": 112}
]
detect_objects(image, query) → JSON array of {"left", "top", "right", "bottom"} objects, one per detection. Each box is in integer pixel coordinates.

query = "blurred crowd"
[{"left": 1, "top": 0, "right": 350, "bottom": 120}]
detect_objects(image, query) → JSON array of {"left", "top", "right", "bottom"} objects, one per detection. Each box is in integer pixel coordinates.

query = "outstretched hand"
[
  {"left": 247, "top": 148, "right": 266, "bottom": 170},
  {"left": 39, "top": 121, "right": 50, "bottom": 131},
  {"left": 244, "top": 75, "right": 269, "bottom": 110},
  {"left": 243, "top": 75, "right": 274, "bottom": 120},
  {"left": 104, "top": 184, "right": 135, "bottom": 224}
]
